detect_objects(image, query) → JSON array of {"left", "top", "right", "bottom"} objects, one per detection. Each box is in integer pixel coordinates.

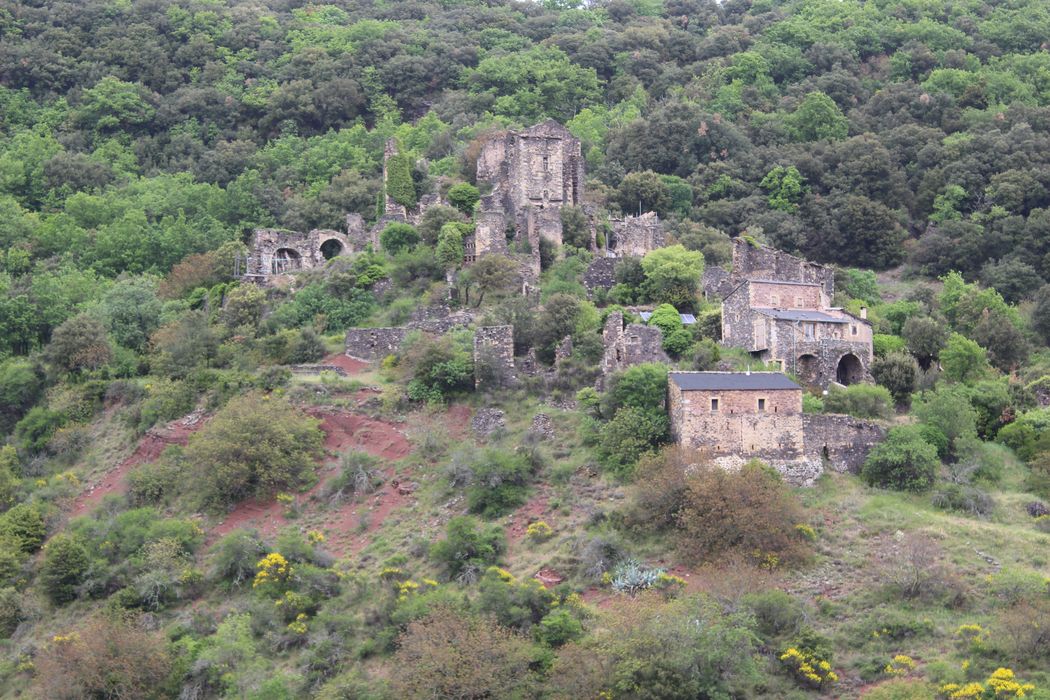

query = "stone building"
[
  {"left": 719, "top": 240, "right": 872, "bottom": 387},
  {"left": 668, "top": 371, "right": 806, "bottom": 461},
  {"left": 668, "top": 371, "right": 885, "bottom": 482},
  {"left": 607, "top": 212, "right": 665, "bottom": 257},
  {"left": 600, "top": 311, "right": 669, "bottom": 379},
  {"left": 243, "top": 228, "right": 350, "bottom": 282}
]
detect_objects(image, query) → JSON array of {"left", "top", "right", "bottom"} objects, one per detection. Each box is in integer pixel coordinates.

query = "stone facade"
[
  {"left": 608, "top": 212, "right": 665, "bottom": 257},
  {"left": 668, "top": 373, "right": 806, "bottom": 460},
  {"left": 471, "top": 120, "right": 584, "bottom": 265},
  {"left": 583, "top": 257, "right": 619, "bottom": 292},
  {"left": 600, "top": 311, "right": 669, "bottom": 379},
  {"left": 668, "top": 371, "right": 885, "bottom": 483},
  {"left": 244, "top": 228, "right": 351, "bottom": 282},
  {"left": 344, "top": 327, "right": 409, "bottom": 362},
  {"left": 803, "top": 413, "right": 886, "bottom": 473},
  {"left": 474, "top": 325, "right": 516, "bottom": 389},
  {"left": 719, "top": 241, "right": 873, "bottom": 388}
]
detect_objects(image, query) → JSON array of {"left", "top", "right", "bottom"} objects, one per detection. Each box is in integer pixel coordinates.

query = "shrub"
[
  {"left": 882, "top": 533, "right": 963, "bottom": 603},
  {"left": 183, "top": 392, "right": 323, "bottom": 509},
  {"left": 626, "top": 446, "right": 693, "bottom": 532},
  {"left": 322, "top": 451, "right": 384, "bottom": 505},
  {"left": 1, "top": 501, "right": 47, "bottom": 553},
  {"left": 596, "top": 407, "right": 669, "bottom": 479},
  {"left": 940, "top": 333, "right": 990, "bottom": 384},
  {"left": 32, "top": 615, "right": 173, "bottom": 699},
  {"left": 447, "top": 182, "right": 480, "bottom": 215},
  {"left": 995, "top": 600, "right": 1050, "bottom": 663},
  {"left": 0, "top": 587, "right": 23, "bottom": 638},
  {"left": 535, "top": 608, "right": 584, "bottom": 647},
  {"left": 379, "top": 223, "right": 420, "bottom": 255},
  {"left": 676, "top": 460, "right": 812, "bottom": 567},
  {"left": 126, "top": 452, "right": 183, "bottom": 506},
  {"left": 601, "top": 362, "right": 668, "bottom": 417},
  {"left": 525, "top": 521, "right": 553, "bottom": 542},
  {"left": 400, "top": 332, "right": 474, "bottom": 403},
  {"left": 430, "top": 516, "right": 505, "bottom": 584},
  {"left": 14, "top": 406, "right": 66, "bottom": 454},
  {"left": 862, "top": 425, "right": 939, "bottom": 492},
  {"left": 823, "top": 384, "right": 894, "bottom": 419},
  {"left": 871, "top": 352, "right": 918, "bottom": 405},
  {"left": 466, "top": 448, "right": 533, "bottom": 518},
  {"left": 209, "top": 529, "right": 266, "bottom": 588},
  {"left": 742, "top": 590, "right": 805, "bottom": 639},
  {"left": 392, "top": 606, "right": 536, "bottom": 699},
  {"left": 930, "top": 483, "right": 995, "bottom": 518},
  {"left": 40, "top": 533, "right": 90, "bottom": 604},
  {"left": 477, "top": 567, "right": 556, "bottom": 631},
  {"left": 45, "top": 313, "right": 112, "bottom": 374}
]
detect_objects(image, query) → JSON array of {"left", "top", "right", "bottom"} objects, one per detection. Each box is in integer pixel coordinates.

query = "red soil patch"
[
  {"left": 68, "top": 411, "right": 207, "bottom": 518},
  {"left": 209, "top": 408, "right": 414, "bottom": 557},
  {"left": 322, "top": 352, "right": 370, "bottom": 375},
  {"left": 444, "top": 404, "right": 473, "bottom": 439},
  {"left": 507, "top": 492, "right": 551, "bottom": 547}
]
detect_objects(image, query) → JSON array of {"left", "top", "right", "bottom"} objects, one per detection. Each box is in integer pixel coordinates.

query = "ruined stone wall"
[
  {"left": 668, "top": 382, "right": 805, "bottom": 459},
  {"left": 247, "top": 228, "right": 350, "bottom": 280},
  {"left": 584, "top": 257, "right": 618, "bottom": 292},
  {"left": 344, "top": 328, "right": 409, "bottom": 361},
  {"left": 701, "top": 267, "right": 733, "bottom": 300},
  {"left": 609, "top": 212, "right": 664, "bottom": 257},
  {"left": 474, "top": 325, "right": 516, "bottom": 389},
  {"left": 601, "top": 312, "right": 669, "bottom": 379},
  {"left": 803, "top": 413, "right": 885, "bottom": 473},
  {"left": 720, "top": 284, "right": 759, "bottom": 349},
  {"left": 749, "top": 281, "right": 822, "bottom": 308},
  {"left": 345, "top": 214, "right": 377, "bottom": 252},
  {"left": 731, "top": 238, "right": 834, "bottom": 298}
]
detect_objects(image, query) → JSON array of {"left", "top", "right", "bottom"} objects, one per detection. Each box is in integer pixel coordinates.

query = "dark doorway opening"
[
  {"left": 320, "top": 238, "right": 344, "bottom": 260},
  {"left": 272, "top": 248, "right": 302, "bottom": 274},
  {"left": 836, "top": 353, "right": 863, "bottom": 385}
]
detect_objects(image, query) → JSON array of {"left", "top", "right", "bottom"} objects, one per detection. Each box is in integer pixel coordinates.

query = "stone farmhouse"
[
  {"left": 719, "top": 239, "right": 873, "bottom": 388},
  {"left": 668, "top": 371, "right": 885, "bottom": 483}
]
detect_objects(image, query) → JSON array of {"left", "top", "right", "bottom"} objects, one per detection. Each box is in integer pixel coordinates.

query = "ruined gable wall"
[
  {"left": 474, "top": 325, "right": 517, "bottom": 389},
  {"left": 721, "top": 284, "right": 758, "bottom": 348},
  {"left": 803, "top": 413, "right": 885, "bottom": 473},
  {"left": 610, "top": 212, "right": 665, "bottom": 257},
  {"left": 732, "top": 239, "right": 834, "bottom": 298}
]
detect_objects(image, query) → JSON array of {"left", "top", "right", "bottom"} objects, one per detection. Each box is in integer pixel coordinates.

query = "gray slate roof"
[
  {"left": 669, "top": 371, "right": 801, "bottom": 391},
  {"left": 748, "top": 278, "right": 822, "bottom": 287},
  {"left": 756, "top": 309, "right": 850, "bottom": 324}
]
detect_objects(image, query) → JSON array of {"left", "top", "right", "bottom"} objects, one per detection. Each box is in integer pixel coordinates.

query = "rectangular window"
[
  {"left": 851, "top": 324, "right": 858, "bottom": 336},
  {"left": 758, "top": 398, "right": 766, "bottom": 412},
  {"left": 804, "top": 323, "right": 815, "bottom": 340},
  {"left": 710, "top": 398, "right": 719, "bottom": 412},
  {"left": 795, "top": 296, "right": 803, "bottom": 307},
  {"left": 770, "top": 294, "right": 780, "bottom": 306}
]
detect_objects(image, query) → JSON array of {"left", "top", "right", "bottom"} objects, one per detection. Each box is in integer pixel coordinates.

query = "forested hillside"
[{"left": 4, "top": 0, "right": 1050, "bottom": 698}]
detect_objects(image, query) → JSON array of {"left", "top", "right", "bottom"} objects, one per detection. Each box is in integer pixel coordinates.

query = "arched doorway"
[
  {"left": 319, "top": 238, "right": 344, "bottom": 260},
  {"left": 836, "top": 353, "right": 863, "bottom": 385},
  {"left": 797, "top": 354, "right": 819, "bottom": 386},
  {"left": 271, "top": 248, "right": 302, "bottom": 274}
]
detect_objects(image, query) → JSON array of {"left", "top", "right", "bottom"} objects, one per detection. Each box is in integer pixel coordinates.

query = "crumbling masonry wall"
[
  {"left": 474, "top": 325, "right": 517, "bottom": 389},
  {"left": 601, "top": 312, "right": 669, "bottom": 379},
  {"left": 344, "top": 328, "right": 408, "bottom": 362},
  {"left": 803, "top": 413, "right": 886, "bottom": 473},
  {"left": 609, "top": 212, "right": 665, "bottom": 258},
  {"left": 731, "top": 238, "right": 834, "bottom": 299},
  {"left": 246, "top": 228, "right": 350, "bottom": 281}
]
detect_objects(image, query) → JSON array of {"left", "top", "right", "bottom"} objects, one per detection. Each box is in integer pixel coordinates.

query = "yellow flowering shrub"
[
  {"left": 526, "top": 521, "right": 554, "bottom": 542},
  {"left": 885, "top": 654, "right": 917, "bottom": 676},
  {"left": 654, "top": 572, "right": 687, "bottom": 598},
  {"left": 794, "top": 523, "right": 817, "bottom": 541},
  {"left": 940, "top": 667, "right": 1036, "bottom": 699},
  {"left": 286, "top": 612, "right": 309, "bottom": 635},
  {"left": 779, "top": 647, "right": 838, "bottom": 689},
  {"left": 956, "top": 623, "right": 984, "bottom": 652},
  {"left": 253, "top": 552, "right": 292, "bottom": 590},
  {"left": 306, "top": 530, "right": 325, "bottom": 544}
]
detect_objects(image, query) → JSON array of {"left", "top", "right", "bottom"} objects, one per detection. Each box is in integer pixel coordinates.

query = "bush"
[
  {"left": 126, "top": 452, "right": 183, "bottom": 506},
  {"left": 400, "top": 332, "right": 474, "bottom": 403},
  {"left": 871, "top": 352, "right": 918, "bottom": 405},
  {"left": 597, "top": 407, "right": 669, "bottom": 479},
  {"left": 676, "top": 460, "right": 813, "bottom": 567},
  {"left": 823, "top": 384, "right": 894, "bottom": 419},
  {"left": 930, "top": 483, "right": 995, "bottom": 517},
  {"left": 392, "top": 607, "right": 536, "bottom": 699},
  {"left": 0, "top": 587, "right": 23, "bottom": 638},
  {"left": 600, "top": 363, "right": 668, "bottom": 417},
  {"left": 40, "top": 533, "right": 90, "bottom": 604},
  {"left": 862, "top": 425, "right": 939, "bottom": 492},
  {"left": 14, "top": 406, "right": 66, "bottom": 453},
  {"left": 33, "top": 614, "right": 173, "bottom": 699},
  {"left": 430, "top": 516, "right": 505, "bottom": 584},
  {"left": 466, "top": 448, "right": 534, "bottom": 518},
  {"left": 183, "top": 392, "right": 323, "bottom": 509},
  {"left": 447, "top": 182, "right": 480, "bottom": 215},
  {"left": 1, "top": 501, "right": 47, "bottom": 552},
  {"left": 322, "top": 451, "right": 384, "bottom": 505},
  {"left": 209, "top": 529, "right": 266, "bottom": 588},
  {"left": 379, "top": 222, "right": 420, "bottom": 255},
  {"left": 477, "top": 566, "right": 556, "bottom": 631},
  {"left": 626, "top": 446, "right": 692, "bottom": 532}
]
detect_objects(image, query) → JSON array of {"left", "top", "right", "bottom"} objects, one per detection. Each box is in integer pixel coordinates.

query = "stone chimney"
[{"left": 860, "top": 307, "right": 867, "bottom": 319}]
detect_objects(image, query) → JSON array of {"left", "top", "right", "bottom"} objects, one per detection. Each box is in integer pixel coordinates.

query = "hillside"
[{"left": 3, "top": 0, "right": 1050, "bottom": 698}]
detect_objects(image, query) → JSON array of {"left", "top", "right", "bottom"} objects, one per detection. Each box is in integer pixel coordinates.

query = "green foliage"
[
  {"left": 96, "top": 276, "right": 163, "bottom": 351},
  {"left": 436, "top": 222, "right": 467, "bottom": 270},
  {"left": 14, "top": 406, "right": 66, "bottom": 454},
  {"left": 760, "top": 166, "right": 807, "bottom": 212},
  {"left": 941, "top": 333, "right": 991, "bottom": 383},
  {"left": 601, "top": 363, "right": 668, "bottom": 417},
  {"left": 45, "top": 313, "right": 112, "bottom": 374},
  {"left": 446, "top": 183, "right": 480, "bottom": 216},
  {"left": 1, "top": 501, "right": 47, "bottom": 553},
  {"left": 786, "top": 92, "right": 849, "bottom": 142},
  {"left": 39, "top": 533, "right": 90, "bottom": 604},
  {"left": 823, "top": 384, "right": 894, "bottom": 419},
  {"left": 640, "top": 245, "right": 704, "bottom": 310},
  {"left": 466, "top": 448, "right": 534, "bottom": 518},
  {"left": 871, "top": 352, "right": 918, "bottom": 405},
  {"left": 183, "top": 392, "right": 323, "bottom": 509},
  {"left": 597, "top": 407, "right": 669, "bottom": 479},
  {"left": 401, "top": 332, "right": 474, "bottom": 403},
  {"left": 0, "top": 358, "right": 43, "bottom": 433},
  {"left": 873, "top": 334, "right": 906, "bottom": 357},
  {"left": 379, "top": 223, "right": 420, "bottom": 255},
  {"left": 385, "top": 149, "right": 417, "bottom": 208},
  {"left": 862, "top": 425, "right": 939, "bottom": 492},
  {"left": 913, "top": 384, "right": 979, "bottom": 457},
  {"left": 430, "top": 516, "right": 506, "bottom": 583}
]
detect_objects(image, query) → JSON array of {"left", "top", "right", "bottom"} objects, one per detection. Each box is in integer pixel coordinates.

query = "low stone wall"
[
  {"left": 474, "top": 325, "right": 516, "bottom": 389},
  {"left": 345, "top": 328, "right": 408, "bottom": 361},
  {"left": 803, "top": 413, "right": 886, "bottom": 473}
]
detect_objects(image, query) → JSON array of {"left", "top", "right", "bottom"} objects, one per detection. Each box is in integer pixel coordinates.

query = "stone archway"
[
  {"left": 797, "top": 353, "right": 819, "bottom": 386},
  {"left": 836, "top": 353, "right": 864, "bottom": 385},
  {"left": 271, "top": 248, "right": 302, "bottom": 274},
  {"left": 319, "top": 238, "right": 344, "bottom": 260}
]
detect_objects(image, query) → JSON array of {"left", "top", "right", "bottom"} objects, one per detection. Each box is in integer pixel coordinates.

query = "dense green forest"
[{"left": 4, "top": 0, "right": 1050, "bottom": 698}]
